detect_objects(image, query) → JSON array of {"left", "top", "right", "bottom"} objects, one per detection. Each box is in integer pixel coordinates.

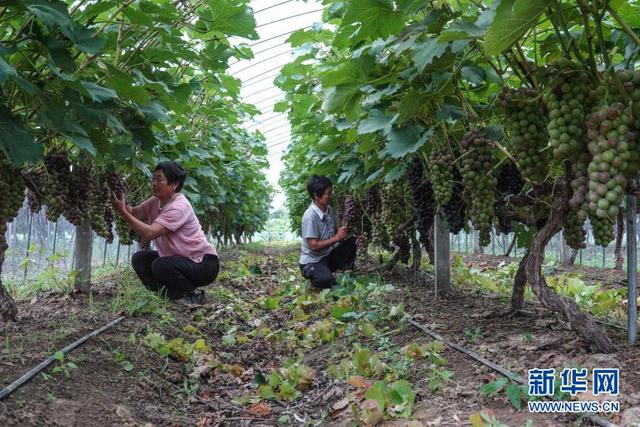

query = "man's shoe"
[{"left": 174, "top": 290, "right": 206, "bottom": 306}]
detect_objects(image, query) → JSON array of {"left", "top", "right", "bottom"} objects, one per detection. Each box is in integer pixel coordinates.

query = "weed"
[{"left": 464, "top": 326, "right": 484, "bottom": 342}]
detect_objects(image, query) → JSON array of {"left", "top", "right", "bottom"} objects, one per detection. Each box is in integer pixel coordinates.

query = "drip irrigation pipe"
[
  {"left": 0, "top": 316, "right": 125, "bottom": 401},
  {"left": 406, "top": 317, "right": 618, "bottom": 427}
]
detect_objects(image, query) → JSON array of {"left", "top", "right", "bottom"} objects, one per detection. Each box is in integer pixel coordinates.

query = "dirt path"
[{"left": 0, "top": 245, "right": 637, "bottom": 426}]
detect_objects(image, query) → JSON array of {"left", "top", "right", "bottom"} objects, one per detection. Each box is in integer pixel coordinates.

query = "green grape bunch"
[
  {"left": 459, "top": 129, "right": 497, "bottom": 246},
  {"left": 43, "top": 150, "right": 71, "bottom": 222},
  {"left": 498, "top": 87, "right": 550, "bottom": 181},
  {"left": 585, "top": 103, "right": 634, "bottom": 246},
  {"left": 544, "top": 59, "right": 591, "bottom": 161},
  {"left": 429, "top": 145, "right": 454, "bottom": 207}
]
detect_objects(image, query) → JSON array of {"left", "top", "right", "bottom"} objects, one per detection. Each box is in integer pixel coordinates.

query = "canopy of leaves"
[{"left": 1, "top": 0, "right": 271, "bottom": 241}]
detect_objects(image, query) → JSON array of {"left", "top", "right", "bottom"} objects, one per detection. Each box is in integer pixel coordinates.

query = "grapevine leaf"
[
  {"left": 364, "top": 381, "right": 386, "bottom": 412},
  {"left": 505, "top": 383, "right": 523, "bottom": 410},
  {"left": 0, "top": 108, "right": 43, "bottom": 165},
  {"left": 202, "top": 0, "right": 258, "bottom": 39},
  {"left": 81, "top": 82, "right": 119, "bottom": 103},
  {"left": 382, "top": 125, "right": 430, "bottom": 158},
  {"left": 483, "top": 0, "right": 548, "bottom": 56},
  {"left": 439, "top": 21, "right": 485, "bottom": 42},
  {"left": 340, "top": 0, "right": 406, "bottom": 43},
  {"left": 412, "top": 38, "right": 448, "bottom": 73},
  {"left": 479, "top": 378, "right": 508, "bottom": 395},
  {"left": 357, "top": 109, "right": 396, "bottom": 135}
]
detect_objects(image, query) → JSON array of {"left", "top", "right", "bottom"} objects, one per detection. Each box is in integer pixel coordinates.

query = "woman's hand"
[{"left": 110, "top": 192, "right": 127, "bottom": 215}]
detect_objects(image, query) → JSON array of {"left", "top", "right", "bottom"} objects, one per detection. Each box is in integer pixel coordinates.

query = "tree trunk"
[
  {"left": 523, "top": 185, "right": 615, "bottom": 353},
  {"left": 73, "top": 222, "right": 93, "bottom": 293},
  {"left": 511, "top": 250, "right": 529, "bottom": 311},
  {"left": 615, "top": 209, "right": 625, "bottom": 270}
]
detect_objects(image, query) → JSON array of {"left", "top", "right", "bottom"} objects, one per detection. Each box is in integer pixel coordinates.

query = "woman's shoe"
[{"left": 174, "top": 290, "right": 206, "bottom": 306}]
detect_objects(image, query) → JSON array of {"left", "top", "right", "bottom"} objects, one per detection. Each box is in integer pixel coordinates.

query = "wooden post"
[
  {"left": 434, "top": 213, "right": 450, "bottom": 297},
  {"left": 115, "top": 243, "right": 120, "bottom": 266},
  {"left": 102, "top": 239, "right": 108, "bottom": 267},
  {"left": 627, "top": 191, "right": 637, "bottom": 344},
  {"left": 73, "top": 222, "right": 93, "bottom": 292},
  {"left": 22, "top": 214, "right": 33, "bottom": 282},
  {"left": 491, "top": 232, "right": 495, "bottom": 255}
]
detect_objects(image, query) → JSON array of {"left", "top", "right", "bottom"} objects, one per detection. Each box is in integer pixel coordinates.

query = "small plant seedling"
[
  {"left": 464, "top": 326, "right": 484, "bottom": 342},
  {"left": 522, "top": 332, "right": 533, "bottom": 343}
]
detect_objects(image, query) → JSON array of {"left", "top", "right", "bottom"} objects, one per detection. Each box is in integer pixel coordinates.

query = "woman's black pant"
[
  {"left": 299, "top": 236, "right": 357, "bottom": 289},
  {"left": 131, "top": 251, "right": 220, "bottom": 299}
]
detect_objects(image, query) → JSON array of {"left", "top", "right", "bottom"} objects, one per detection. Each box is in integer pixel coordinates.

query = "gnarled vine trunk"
[
  {"left": 523, "top": 186, "right": 615, "bottom": 353},
  {"left": 511, "top": 249, "right": 529, "bottom": 312}
]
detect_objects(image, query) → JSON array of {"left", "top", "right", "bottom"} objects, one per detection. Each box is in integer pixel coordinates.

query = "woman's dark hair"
[
  {"left": 306, "top": 175, "right": 332, "bottom": 199},
  {"left": 155, "top": 161, "right": 186, "bottom": 192}
]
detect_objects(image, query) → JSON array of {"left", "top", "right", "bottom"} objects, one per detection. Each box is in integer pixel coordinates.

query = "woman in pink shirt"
[{"left": 111, "top": 161, "right": 219, "bottom": 305}]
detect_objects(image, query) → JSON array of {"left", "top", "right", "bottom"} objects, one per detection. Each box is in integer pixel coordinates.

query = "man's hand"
[
  {"left": 336, "top": 226, "right": 348, "bottom": 240},
  {"left": 110, "top": 191, "right": 127, "bottom": 215}
]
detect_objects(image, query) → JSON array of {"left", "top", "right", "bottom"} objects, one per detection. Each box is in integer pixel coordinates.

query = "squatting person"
[
  {"left": 110, "top": 161, "right": 219, "bottom": 305},
  {"left": 299, "top": 175, "right": 356, "bottom": 289}
]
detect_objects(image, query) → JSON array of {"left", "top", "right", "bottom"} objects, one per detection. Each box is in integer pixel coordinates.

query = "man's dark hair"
[
  {"left": 306, "top": 175, "right": 332, "bottom": 199},
  {"left": 155, "top": 161, "right": 186, "bottom": 192}
]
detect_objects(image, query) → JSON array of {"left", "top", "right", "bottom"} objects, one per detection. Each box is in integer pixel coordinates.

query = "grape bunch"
[
  {"left": 494, "top": 161, "right": 525, "bottom": 235},
  {"left": 26, "top": 191, "right": 41, "bottom": 214},
  {"left": 343, "top": 196, "right": 360, "bottom": 229},
  {"left": 63, "top": 165, "right": 92, "bottom": 226},
  {"left": 544, "top": 59, "right": 589, "bottom": 160},
  {"left": 584, "top": 103, "right": 633, "bottom": 245},
  {"left": 498, "top": 87, "right": 550, "bottom": 181},
  {"left": 43, "top": 150, "right": 71, "bottom": 222},
  {"left": 611, "top": 70, "right": 640, "bottom": 132},
  {"left": 443, "top": 175, "right": 466, "bottom": 234},
  {"left": 368, "top": 186, "right": 391, "bottom": 251},
  {"left": 106, "top": 171, "right": 126, "bottom": 198},
  {"left": 23, "top": 168, "right": 45, "bottom": 214},
  {"left": 356, "top": 234, "right": 368, "bottom": 265},
  {"left": 379, "top": 179, "right": 415, "bottom": 264},
  {"left": 568, "top": 152, "right": 591, "bottom": 213},
  {"left": 585, "top": 104, "right": 633, "bottom": 208},
  {"left": 612, "top": 69, "right": 640, "bottom": 174},
  {"left": 343, "top": 195, "right": 369, "bottom": 262},
  {"left": 429, "top": 145, "right": 454, "bottom": 207},
  {"left": 0, "top": 158, "right": 25, "bottom": 265},
  {"left": 459, "top": 129, "right": 497, "bottom": 246},
  {"left": 496, "top": 161, "right": 525, "bottom": 196},
  {"left": 90, "top": 172, "right": 114, "bottom": 242},
  {"left": 0, "top": 158, "right": 25, "bottom": 225},
  {"left": 407, "top": 157, "right": 435, "bottom": 250},
  {"left": 115, "top": 218, "right": 134, "bottom": 245},
  {"left": 380, "top": 179, "right": 413, "bottom": 242},
  {"left": 564, "top": 210, "right": 587, "bottom": 250},
  {"left": 563, "top": 152, "right": 591, "bottom": 249}
]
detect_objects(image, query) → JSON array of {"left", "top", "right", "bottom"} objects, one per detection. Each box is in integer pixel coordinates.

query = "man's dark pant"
[
  {"left": 300, "top": 236, "right": 357, "bottom": 289},
  {"left": 131, "top": 251, "right": 220, "bottom": 299}
]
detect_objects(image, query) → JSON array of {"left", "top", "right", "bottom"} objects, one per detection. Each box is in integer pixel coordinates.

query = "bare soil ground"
[{"left": 0, "top": 246, "right": 637, "bottom": 426}]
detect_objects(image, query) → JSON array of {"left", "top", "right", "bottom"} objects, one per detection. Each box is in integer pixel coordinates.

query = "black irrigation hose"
[
  {"left": 0, "top": 316, "right": 125, "bottom": 401},
  {"left": 406, "top": 317, "right": 619, "bottom": 427}
]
